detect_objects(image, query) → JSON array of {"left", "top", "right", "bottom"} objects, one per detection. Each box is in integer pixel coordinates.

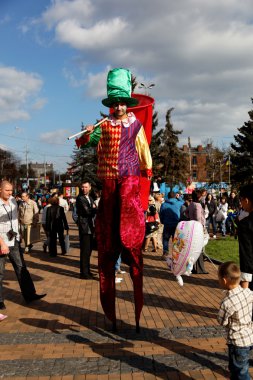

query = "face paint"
[{"left": 112, "top": 102, "right": 127, "bottom": 119}]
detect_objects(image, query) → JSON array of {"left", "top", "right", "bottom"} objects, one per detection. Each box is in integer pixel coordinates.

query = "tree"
[
  {"left": 152, "top": 108, "right": 189, "bottom": 184},
  {"left": 231, "top": 98, "right": 253, "bottom": 184},
  {"left": 202, "top": 141, "right": 225, "bottom": 183},
  {"left": 0, "top": 148, "right": 19, "bottom": 182},
  {"left": 68, "top": 145, "right": 101, "bottom": 188},
  {"left": 150, "top": 109, "right": 164, "bottom": 176},
  {"left": 18, "top": 164, "right": 36, "bottom": 179}
]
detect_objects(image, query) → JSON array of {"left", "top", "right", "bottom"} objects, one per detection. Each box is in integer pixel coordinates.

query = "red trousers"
[{"left": 95, "top": 176, "right": 145, "bottom": 325}]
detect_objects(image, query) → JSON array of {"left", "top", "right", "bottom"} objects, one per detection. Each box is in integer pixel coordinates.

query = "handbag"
[
  {"left": 146, "top": 221, "right": 159, "bottom": 234},
  {"left": 216, "top": 209, "right": 225, "bottom": 222},
  {"left": 64, "top": 234, "right": 70, "bottom": 253}
]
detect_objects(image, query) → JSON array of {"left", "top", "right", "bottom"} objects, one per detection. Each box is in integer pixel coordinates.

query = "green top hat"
[{"left": 102, "top": 68, "right": 139, "bottom": 108}]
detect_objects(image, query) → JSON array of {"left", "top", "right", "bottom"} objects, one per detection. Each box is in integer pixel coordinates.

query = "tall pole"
[
  {"left": 228, "top": 154, "right": 231, "bottom": 189},
  {"left": 44, "top": 156, "right": 46, "bottom": 186},
  {"left": 188, "top": 137, "right": 191, "bottom": 180},
  {"left": 25, "top": 144, "right": 29, "bottom": 190},
  {"left": 220, "top": 160, "right": 223, "bottom": 196}
]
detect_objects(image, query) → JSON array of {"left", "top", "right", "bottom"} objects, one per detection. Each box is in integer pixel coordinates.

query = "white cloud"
[
  {"left": 41, "top": 0, "right": 94, "bottom": 29},
  {"left": 0, "top": 66, "right": 43, "bottom": 124},
  {"left": 32, "top": 98, "right": 48, "bottom": 110},
  {"left": 40, "top": 129, "right": 70, "bottom": 144},
  {"left": 85, "top": 66, "right": 111, "bottom": 98},
  {"left": 36, "top": 0, "right": 253, "bottom": 146},
  {"left": 55, "top": 17, "right": 128, "bottom": 49}
]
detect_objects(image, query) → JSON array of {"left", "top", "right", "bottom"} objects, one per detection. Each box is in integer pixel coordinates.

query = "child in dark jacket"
[{"left": 237, "top": 184, "right": 253, "bottom": 289}]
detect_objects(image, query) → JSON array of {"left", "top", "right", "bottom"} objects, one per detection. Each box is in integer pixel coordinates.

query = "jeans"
[
  {"left": 206, "top": 215, "right": 217, "bottom": 234},
  {"left": 228, "top": 344, "right": 251, "bottom": 380},
  {"left": 0, "top": 240, "right": 36, "bottom": 302},
  {"left": 162, "top": 225, "right": 176, "bottom": 253},
  {"left": 217, "top": 220, "right": 226, "bottom": 236}
]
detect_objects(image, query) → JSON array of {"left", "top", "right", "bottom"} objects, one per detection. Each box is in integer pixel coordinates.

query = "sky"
[{"left": 1, "top": 0, "right": 253, "bottom": 173}]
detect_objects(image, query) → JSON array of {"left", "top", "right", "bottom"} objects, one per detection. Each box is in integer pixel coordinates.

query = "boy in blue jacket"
[{"left": 160, "top": 191, "right": 183, "bottom": 256}]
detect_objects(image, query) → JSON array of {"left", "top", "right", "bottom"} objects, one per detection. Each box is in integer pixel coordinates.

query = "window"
[
  {"left": 192, "top": 156, "right": 197, "bottom": 165},
  {"left": 192, "top": 170, "right": 197, "bottom": 180}
]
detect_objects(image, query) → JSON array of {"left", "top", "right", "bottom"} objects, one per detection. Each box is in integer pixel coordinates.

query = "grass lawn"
[{"left": 204, "top": 236, "right": 239, "bottom": 264}]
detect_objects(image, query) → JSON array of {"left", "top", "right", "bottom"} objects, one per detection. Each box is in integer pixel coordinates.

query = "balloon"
[{"left": 166, "top": 221, "right": 204, "bottom": 280}]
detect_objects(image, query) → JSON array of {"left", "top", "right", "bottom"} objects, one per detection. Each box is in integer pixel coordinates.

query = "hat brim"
[{"left": 102, "top": 96, "right": 139, "bottom": 108}]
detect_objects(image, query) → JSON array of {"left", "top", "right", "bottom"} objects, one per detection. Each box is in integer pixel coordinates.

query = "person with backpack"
[{"left": 45, "top": 197, "right": 69, "bottom": 257}]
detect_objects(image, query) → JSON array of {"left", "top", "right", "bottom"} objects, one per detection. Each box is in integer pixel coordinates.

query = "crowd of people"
[{"left": 143, "top": 187, "right": 244, "bottom": 252}]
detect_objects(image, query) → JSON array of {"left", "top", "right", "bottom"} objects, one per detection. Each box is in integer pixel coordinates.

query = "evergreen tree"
[
  {"left": 19, "top": 164, "right": 36, "bottom": 179},
  {"left": 157, "top": 108, "right": 189, "bottom": 185},
  {"left": 0, "top": 148, "right": 19, "bottom": 182},
  {"left": 68, "top": 145, "right": 101, "bottom": 189},
  {"left": 150, "top": 109, "right": 164, "bottom": 176},
  {"left": 231, "top": 98, "right": 253, "bottom": 184},
  {"left": 131, "top": 74, "right": 138, "bottom": 92}
]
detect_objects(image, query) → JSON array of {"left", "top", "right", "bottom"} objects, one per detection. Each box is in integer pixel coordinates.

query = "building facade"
[
  {"left": 30, "top": 162, "right": 54, "bottom": 178},
  {"left": 181, "top": 143, "right": 230, "bottom": 184}
]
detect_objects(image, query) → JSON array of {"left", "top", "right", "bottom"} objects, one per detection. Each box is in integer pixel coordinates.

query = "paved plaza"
[{"left": 0, "top": 214, "right": 252, "bottom": 379}]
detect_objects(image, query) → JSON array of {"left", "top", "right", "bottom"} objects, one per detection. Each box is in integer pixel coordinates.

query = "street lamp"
[{"left": 138, "top": 82, "right": 155, "bottom": 94}]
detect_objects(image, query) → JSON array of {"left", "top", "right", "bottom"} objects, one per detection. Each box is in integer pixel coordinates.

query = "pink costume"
[{"left": 76, "top": 112, "right": 152, "bottom": 330}]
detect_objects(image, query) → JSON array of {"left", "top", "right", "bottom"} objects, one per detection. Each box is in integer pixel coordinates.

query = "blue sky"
[{"left": 1, "top": 0, "right": 253, "bottom": 172}]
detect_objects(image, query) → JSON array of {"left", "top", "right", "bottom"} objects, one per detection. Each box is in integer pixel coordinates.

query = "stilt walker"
[{"left": 75, "top": 68, "right": 152, "bottom": 331}]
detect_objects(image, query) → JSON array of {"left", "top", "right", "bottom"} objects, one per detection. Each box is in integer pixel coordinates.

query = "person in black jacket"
[
  {"left": 205, "top": 193, "right": 217, "bottom": 238},
  {"left": 237, "top": 184, "right": 253, "bottom": 290},
  {"left": 46, "top": 196, "right": 69, "bottom": 257},
  {"left": 76, "top": 181, "right": 97, "bottom": 279}
]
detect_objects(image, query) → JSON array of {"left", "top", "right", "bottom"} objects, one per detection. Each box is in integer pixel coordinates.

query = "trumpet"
[{"left": 67, "top": 117, "right": 109, "bottom": 140}]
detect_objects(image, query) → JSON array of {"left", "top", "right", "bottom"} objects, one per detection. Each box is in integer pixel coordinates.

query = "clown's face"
[{"left": 112, "top": 102, "right": 127, "bottom": 119}]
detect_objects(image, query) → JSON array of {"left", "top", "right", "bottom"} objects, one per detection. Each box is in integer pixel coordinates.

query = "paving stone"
[{"left": 0, "top": 215, "right": 243, "bottom": 379}]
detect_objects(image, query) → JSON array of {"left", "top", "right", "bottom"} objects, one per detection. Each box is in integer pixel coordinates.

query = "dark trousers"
[
  {"left": 206, "top": 215, "right": 217, "bottom": 234},
  {"left": 192, "top": 251, "right": 206, "bottom": 274},
  {"left": 162, "top": 225, "right": 177, "bottom": 253},
  {"left": 79, "top": 233, "right": 93, "bottom": 275},
  {"left": 49, "top": 230, "right": 65, "bottom": 257},
  {"left": 228, "top": 344, "right": 251, "bottom": 380},
  {"left": 0, "top": 240, "right": 36, "bottom": 302}
]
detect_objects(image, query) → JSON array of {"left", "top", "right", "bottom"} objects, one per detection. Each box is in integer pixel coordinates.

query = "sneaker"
[
  {"left": 213, "top": 235, "right": 216, "bottom": 239},
  {"left": 176, "top": 275, "right": 184, "bottom": 287},
  {"left": 115, "top": 278, "right": 123, "bottom": 283}
]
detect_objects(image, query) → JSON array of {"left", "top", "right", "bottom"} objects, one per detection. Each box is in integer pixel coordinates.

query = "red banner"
[{"left": 129, "top": 94, "right": 155, "bottom": 211}]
